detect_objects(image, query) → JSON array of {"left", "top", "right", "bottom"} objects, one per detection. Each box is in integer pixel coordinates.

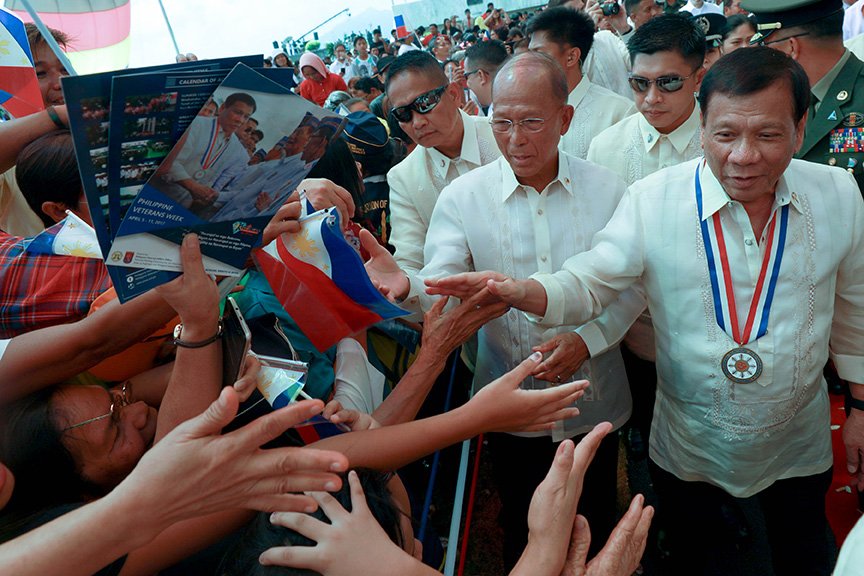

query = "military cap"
[
  {"left": 695, "top": 13, "right": 727, "bottom": 47},
  {"left": 740, "top": 0, "right": 844, "bottom": 44}
]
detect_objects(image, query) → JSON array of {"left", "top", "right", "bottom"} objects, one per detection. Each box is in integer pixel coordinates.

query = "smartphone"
[{"left": 221, "top": 296, "right": 251, "bottom": 388}]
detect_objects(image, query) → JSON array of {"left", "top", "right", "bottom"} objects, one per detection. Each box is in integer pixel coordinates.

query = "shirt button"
[
  {"left": 512, "top": 337, "right": 519, "bottom": 345},
  {"left": 745, "top": 239, "right": 754, "bottom": 246},
  {"left": 541, "top": 255, "right": 547, "bottom": 262},
  {"left": 537, "top": 209, "right": 543, "bottom": 216}
]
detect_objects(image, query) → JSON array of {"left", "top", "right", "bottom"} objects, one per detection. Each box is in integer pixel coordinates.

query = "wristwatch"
[
  {"left": 850, "top": 396, "right": 864, "bottom": 412},
  {"left": 172, "top": 321, "right": 223, "bottom": 348}
]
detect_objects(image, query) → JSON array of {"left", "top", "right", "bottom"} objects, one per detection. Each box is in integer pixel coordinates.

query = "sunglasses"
[
  {"left": 390, "top": 84, "right": 449, "bottom": 123},
  {"left": 627, "top": 71, "right": 698, "bottom": 94}
]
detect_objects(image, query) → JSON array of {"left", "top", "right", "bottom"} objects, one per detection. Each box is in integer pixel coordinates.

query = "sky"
[{"left": 129, "top": 0, "right": 397, "bottom": 67}]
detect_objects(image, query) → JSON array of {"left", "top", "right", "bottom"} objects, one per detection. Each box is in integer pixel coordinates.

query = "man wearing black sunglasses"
[
  {"left": 744, "top": 0, "right": 864, "bottom": 193},
  {"left": 384, "top": 51, "right": 501, "bottom": 281}
]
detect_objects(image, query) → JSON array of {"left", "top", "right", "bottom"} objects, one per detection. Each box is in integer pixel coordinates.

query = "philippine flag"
[
  {"left": 253, "top": 207, "right": 408, "bottom": 352},
  {"left": 25, "top": 212, "right": 101, "bottom": 259},
  {"left": 394, "top": 14, "right": 410, "bottom": 39},
  {"left": 0, "top": 8, "right": 44, "bottom": 119}
]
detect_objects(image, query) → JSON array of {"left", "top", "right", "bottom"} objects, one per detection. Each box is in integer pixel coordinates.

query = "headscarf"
[{"left": 298, "top": 52, "right": 329, "bottom": 81}]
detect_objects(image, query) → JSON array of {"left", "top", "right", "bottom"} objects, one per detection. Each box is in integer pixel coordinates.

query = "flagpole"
[
  {"left": 15, "top": 0, "right": 77, "bottom": 75},
  {"left": 157, "top": 0, "right": 182, "bottom": 56}
]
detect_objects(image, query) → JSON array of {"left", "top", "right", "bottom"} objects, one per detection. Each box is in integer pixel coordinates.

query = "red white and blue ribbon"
[
  {"left": 695, "top": 162, "right": 789, "bottom": 345},
  {"left": 199, "top": 119, "right": 229, "bottom": 170}
]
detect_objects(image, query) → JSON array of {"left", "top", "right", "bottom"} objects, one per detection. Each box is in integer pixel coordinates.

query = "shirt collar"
[
  {"left": 638, "top": 98, "right": 700, "bottom": 154},
  {"left": 427, "top": 109, "right": 481, "bottom": 179},
  {"left": 500, "top": 150, "right": 575, "bottom": 202},
  {"left": 698, "top": 159, "right": 804, "bottom": 221},
  {"left": 811, "top": 49, "right": 851, "bottom": 107},
  {"left": 567, "top": 77, "right": 592, "bottom": 109}
]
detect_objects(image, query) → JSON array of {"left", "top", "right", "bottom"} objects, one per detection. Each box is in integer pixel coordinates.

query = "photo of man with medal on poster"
[{"left": 155, "top": 91, "right": 254, "bottom": 215}]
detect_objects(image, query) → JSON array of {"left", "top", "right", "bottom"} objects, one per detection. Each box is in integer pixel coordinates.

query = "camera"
[{"left": 601, "top": 2, "right": 620, "bottom": 16}]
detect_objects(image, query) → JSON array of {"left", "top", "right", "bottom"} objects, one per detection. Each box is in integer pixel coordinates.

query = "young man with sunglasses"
[
  {"left": 527, "top": 7, "right": 636, "bottom": 160},
  {"left": 384, "top": 51, "right": 501, "bottom": 279},
  {"left": 585, "top": 12, "right": 705, "bottom": 475},
  {"left": 744, "top": 0, "right": 864, "bottom": 194},
  {"left": 364, "top": 52, "right": 633, "bottom": 570}
]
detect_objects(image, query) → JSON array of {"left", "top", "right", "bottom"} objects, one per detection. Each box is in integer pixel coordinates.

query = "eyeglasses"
[
  {"left": 390, "top": 84, "right": 449, "bottom": 123},
  {"left": 627, "top": 71, "right": 699, "bottom": 94},
  {"left": 489, "top": 117, "right": 546, "bottom": 133},
  {"left": 63, "top": 382, "right": 132, "bottom": 431},
  {"left": 464, "top": 68, "right": 483, "bottom": 79}
]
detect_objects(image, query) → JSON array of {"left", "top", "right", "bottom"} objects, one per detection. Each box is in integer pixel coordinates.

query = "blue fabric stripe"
[
  {"left": 695, "top": 165, "right": 726, "bottom": 332},
  {"left": 756, "top": 204, "right": 788, "bottom": 338}
]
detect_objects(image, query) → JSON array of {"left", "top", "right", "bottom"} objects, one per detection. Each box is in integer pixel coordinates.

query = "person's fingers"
[
  {"left": 426, "top": 294, "right": 449, "bottom": 319},
  {"left": 359, "top": 228, "right": 387, "bottom": 259},
  {"left": 846, "top": 437, "right": 861, "bottom": 475},
  {"left": 572, "top": 422, "right": 613, "bottom": 477},
  {"left": 544, "top": 438, "right": 576, "bottom": 486},
  {"left": 308, "top": 488, "right": 351, "bottom": 522},
  {"left": 180, "top": 233, "right": 205, "bottom": 275},
  {"left": 322, "top": 400, "right": 343, "bottom": 420},
  {"left": 487, "top": 277, "right": 522, "bottom": 305},
  {"left": 346, "top": 469, "right": 372, "bottom": 515},
  {"left": 532, "top": 338, "right": 559, "bottom": 354},
  {"left": 503, "top": 351, "right": 545, "bottom": 388},
  {"left": 562, "top": 514, "right": 592, "bottom": 576},
  {"left": 268, "top": 510, "right": 330, "bottom": 542},
  {"left": 244, "top": 447, "right": 347, "bottom": 487},
  {"left": 180, "top": 386, "right": 240, "bottom": 439},
  {"left": 246, "top": 493, "right": 320, "bottom": 515},
  {"left": 234, "top": 399, "right": 331, "bottom": 451},
  {"left": 259, "top": 544, "right": 322, "bottom": 570}
]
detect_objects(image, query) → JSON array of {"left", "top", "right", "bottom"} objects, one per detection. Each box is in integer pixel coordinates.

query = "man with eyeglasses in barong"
[{"left": 362, "top": 51, "right": 634, "bottom": 570}]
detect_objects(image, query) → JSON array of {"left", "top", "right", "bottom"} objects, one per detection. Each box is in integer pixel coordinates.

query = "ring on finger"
[{"left": 555, "top": 375, "right": 562, "bottom": 383}]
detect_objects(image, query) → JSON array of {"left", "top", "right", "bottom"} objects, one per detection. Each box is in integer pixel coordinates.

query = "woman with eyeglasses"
[{"left": 0, "top": 233, "right": 225, "bottom": 575}]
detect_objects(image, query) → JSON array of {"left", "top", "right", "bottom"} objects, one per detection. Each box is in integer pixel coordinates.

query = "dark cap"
[
  {"left": 695, "top": 13, "right": 727, "bottom": 47},
  {"left": 341, "top": 111, "right": 389, "bottom": 157},
  {"left": 377, "top": 55, "right": 395, "bottom": 75},
  {"left": 740, "top": 0, "right": 843, "bottom": 44}
]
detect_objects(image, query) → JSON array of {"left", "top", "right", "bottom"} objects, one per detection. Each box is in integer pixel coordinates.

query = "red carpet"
[{"left": 828, "top": 393, "right": 862, "bottom": 546}]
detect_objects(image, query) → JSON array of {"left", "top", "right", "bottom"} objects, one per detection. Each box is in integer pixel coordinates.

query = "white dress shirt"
[
  {"left": 583, "top": 31, "right": 633, "bottom": 101},
  {"left": 162, "top": 116, "right": 250, "bottom": 209},
  {"left": 681, "top": 0, "right": 724, "bottom": 14},
  {"left": 406, "top": 152, "right": 633, "bottom": 440},
  {"left": 387, "top": 109, "right": 501, "bottom": 275},
  {"left": 530, "top": 157, "right": 864, "bottom": 496},
  {"left": 845, "top": 0, "right": 864, "bottom": 40},
  {"left": 328, "top": 58, "right": 355, "bottom": 82},
  {"left": 560, "top": 78, "right": 636, "bottom": 160},
  {"left": 587, "top": 100, "right": 702, "bottom": 187},
  {"left": 583, "top": 103, "right": 703, "bottom": 361}
]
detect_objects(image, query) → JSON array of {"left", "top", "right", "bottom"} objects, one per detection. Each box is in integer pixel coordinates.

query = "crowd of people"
[{"left": 1, "top": 0, "right": 864, "bottom": 574}]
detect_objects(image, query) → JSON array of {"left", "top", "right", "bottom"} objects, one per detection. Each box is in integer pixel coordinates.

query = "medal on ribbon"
[
  {"left": 694, "top": 162, "right": 789, "bottom": 384},
  {"left": 197, "top": 119, "right": 230, "bottom": 180}
]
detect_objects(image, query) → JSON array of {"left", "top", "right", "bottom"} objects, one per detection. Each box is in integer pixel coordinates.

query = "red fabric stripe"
[
  {"left": 253, "top": 246, "right": 381, "bottom": 352},
  {"left": 11, "top": 3, "right": 130, "bottom": 51},
  {"left": 0, "top": 67, "right": 44, "bottom": 117},
  {"left": 712, "top": 212, "right": 741, "bottom": 343},
  {"left": 741, "top": 215, "right": 777, "bottom": 340}
]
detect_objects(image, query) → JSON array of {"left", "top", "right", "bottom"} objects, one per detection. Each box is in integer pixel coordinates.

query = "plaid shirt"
[{"left": 0, "top": 224, "right": 111, "bottom": 338}]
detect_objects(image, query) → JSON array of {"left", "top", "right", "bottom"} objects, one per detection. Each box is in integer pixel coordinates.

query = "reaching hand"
[
  {"left": 118, "top": 387, "right": 349, "bottom": 528},
  {"left": 424, "top": 270, "right": 510, "bottom": 301},
  {"left": 843, "top": 408, "right": 864, "bottom": 491},
  {"left": 419, "top": 289, "right": 510, "bottom": 364},
  {"left": 260, "top": 470, "right": 416, "bottom": 576},
  {"left": 512, "top": 423, "right": 613, "bottom": 576},
  {"left": 471, "top": 352, "right": 588, "bottom": 433},
  {"left": 262, "top": 200, "right": 303, "bottom": 245},
  {"left": 292, "top": 178, "right": 356, "bottom": 230},
  {"left": 532, "top": 333, "right": 590, "bottom": 383},
  {"left": 183, "top": 180, "right": 218, "bottom": 205},
  {"left": 154, "top": 233, "right": 219, "bottom": 329},
  {"left": 323, "top": 400, "right": 380, "bottom": 431},
  {"left": 562, "top": 494, "right": 654, "bottom": 576},
  {"left": 361, "top": 228, "right": 409, "bottom": 301}
]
